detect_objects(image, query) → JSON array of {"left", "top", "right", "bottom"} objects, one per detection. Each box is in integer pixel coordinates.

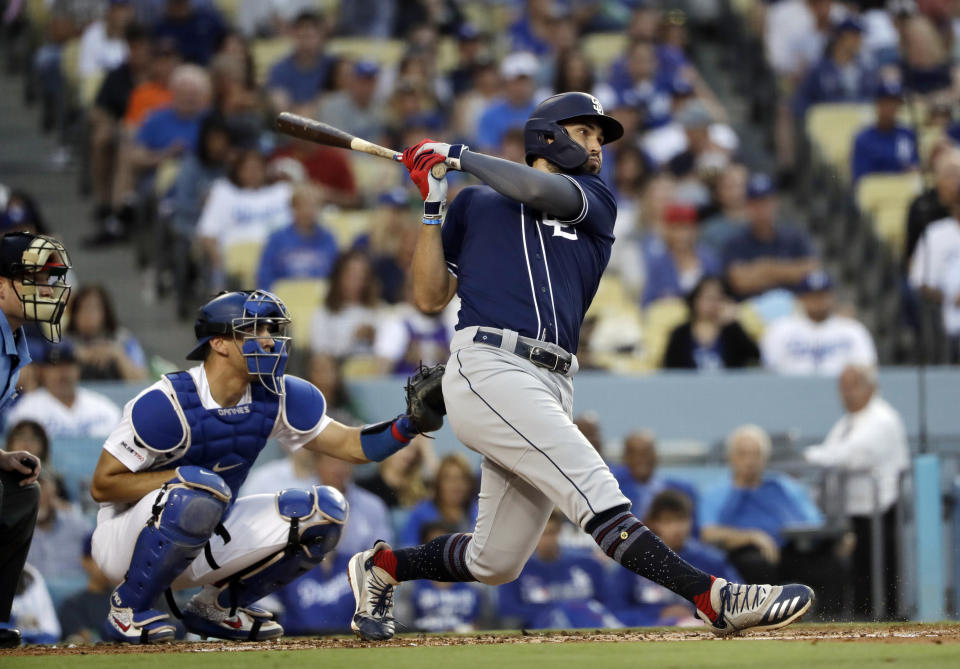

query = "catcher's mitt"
[{"left": 405, "top": 363, "right": 446, "bottom": 433}]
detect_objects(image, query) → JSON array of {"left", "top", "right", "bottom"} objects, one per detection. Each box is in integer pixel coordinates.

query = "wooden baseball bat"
[{"left": 275, "top": 112, "right": 447, "bottom": 179}]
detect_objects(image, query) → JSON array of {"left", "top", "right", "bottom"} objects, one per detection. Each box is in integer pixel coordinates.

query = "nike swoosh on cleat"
[
  {"left": 113, "top": 617, "right": 131, "bottom": 632},
  {"left": 212, "top": 462, "right": 242, "bottom": 472},
  {"left": 224, "top": 617, "right": 244, "bottom": 629}
]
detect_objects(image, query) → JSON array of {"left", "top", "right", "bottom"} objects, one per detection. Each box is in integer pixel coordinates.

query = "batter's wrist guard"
[
  {"left": 360, "top": 415, "right": 415, "bottom": 462},
  {"left": 446, "top": 144, "right": 468, "bottom": 171}
]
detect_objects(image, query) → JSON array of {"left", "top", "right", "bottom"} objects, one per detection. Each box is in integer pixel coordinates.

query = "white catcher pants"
[
  {"left": 92, "top": 491, "right": 298, "bottom": 589},
  {"left": 443, "top": 327, "right": 629, "bottom": 586}
]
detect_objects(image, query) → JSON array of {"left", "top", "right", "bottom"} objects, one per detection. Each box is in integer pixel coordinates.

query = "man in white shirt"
[
  {"left": 6, "top": 339, "right": 121, "bottom": 439},
  {"left": 805, "top": 364, "right": 909, "bottom": 619},
  {"left": 908, "top": 215, "right": 960, "bottom": 362},
  {"left": 761, "top": 270, "right": 877, "bottom": 375},
  {"left": 78, "top": 0, "right": 133, "bottom": 80}
]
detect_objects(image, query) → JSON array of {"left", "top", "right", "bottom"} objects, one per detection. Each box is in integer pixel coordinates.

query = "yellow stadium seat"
[
  {"left": 582, "top": 32, "right": 628, "bottom": 72},
  {"left": 805, "top": 103, "right": 873, "bottom": 179},
  {"left": 327, "top": 38, "right": 405, "bottom": 67},
  {"left": 154, "top": 159, "right": 182, "bottom": 197},
  {"left": 730, "top": 0, "right": 753, "bottom": 18},
  {"left": 26, "top": 0, "right": 49, "bottom": 29},
  {"left": 351, "top": 153, "right": 403, "bottom": 199},
  {"left": 271, "top": 278, "right": 329, "bottom": 343},
  {"left": 79, "top": 72, "right": 104, "bottom": 108},
  {"left": 253, "top": 38, "right": 293, "bottom": 85},
  {"left": 737, "top": 300, "right": 767, "bottom": 342},
  {"left": 223, "top": 240, "right": 264, "bottom": 288},
  {"left": 642, "top": 298, "right": 689, "bottom": 368},
  {"left": 322, "top": 209, "right": 375, "bottom": 248},
  {"left": 855, "top": 173, "right": 923, "bottom": 254},
  {"left": 213, "top": 0, "right": 241, "bottom": 24},
  {"left": 60, "top": 39, "right": 81, "bottom": 93},
  {"left": 342, "top": 354, "right": 386, "bottom": 378}
]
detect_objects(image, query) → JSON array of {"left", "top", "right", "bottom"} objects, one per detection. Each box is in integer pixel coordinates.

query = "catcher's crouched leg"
[
  {"left": 107, "top": 466, "right": 231, "bottom": 644},
  {"left": 181, "top": 485, "right": 348, "bottom": 641}
]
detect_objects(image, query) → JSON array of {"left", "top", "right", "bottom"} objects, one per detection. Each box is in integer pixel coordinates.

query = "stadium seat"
[
  {"left": 223, "top": 240, "right": 264, "bottom": 288},
  {"left": 805, "top": 103, "right": 873, "bottom": 179},
  {"left": 342, "top": 354, "right": 386, "bottom": 378},
  {"left": 582, "top": 32, "right": 628, "bottom": 73},
  {"left": 322, "top": 208, "right": 374, "bottom": 248},
  {"left": 252, "top": 38, "right": 293, "bottom": 85},
  {"left": 585, "top": 276, "right": 644, "bottom": 360},
  {"left": 59, "top": 38, "right": 81, "bottom": 97},
  {"left": 271, "top": 278, "right": 329, "bottom": 343},
  {"left": 642, "top": 298, "right": 689, "bottom": 367},
  {"left": 855, "top": 173, "right": 923, "bottom": 254},
  {"left": 327, "top": 38, "right": 405, "bottom": 67},
  {"left": 25, "top": 0, "right": 50, "bottom": 29},
  {"left": 153, "top": 159, "right": 182, "bottom": 198},
  {"left": 213, "top": 0, "right": 241, "bottom": 24},
  {"left": 351, "top": 153, "right": 403, "bottom": 203}
]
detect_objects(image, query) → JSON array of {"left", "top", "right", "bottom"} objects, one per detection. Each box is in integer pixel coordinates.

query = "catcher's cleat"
[
  {"left": 104, "top": 604, "right": 176, "bottom": 644},
  {"left": 182, "top": 598, "right": 283, "bottom": 641},
  {"left": 697, "top": 577, "right": 815, "bottom": 635},
  {"left": 348, "top": 540, "right": 399, "bottom": 641}
]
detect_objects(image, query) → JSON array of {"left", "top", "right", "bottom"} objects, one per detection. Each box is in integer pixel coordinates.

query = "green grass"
[{"left": 5, "top": 640, "right": 960, "bottom": 669}]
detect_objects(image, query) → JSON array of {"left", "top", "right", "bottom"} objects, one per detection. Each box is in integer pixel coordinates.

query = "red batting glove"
[
  {"left": 401, "top": 139, "right": 438, "bottom": 171},
  {"left": 407, "top": 152, "right": 447, "bottom": 200}
]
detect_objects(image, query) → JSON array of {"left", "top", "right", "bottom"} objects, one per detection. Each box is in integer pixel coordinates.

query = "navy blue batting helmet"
[
  {"left": 524, "top": 92, "right": 624, "bottom": 171},
  {"left": 187, "top": 290, "right": 291, "bottom": 395}
]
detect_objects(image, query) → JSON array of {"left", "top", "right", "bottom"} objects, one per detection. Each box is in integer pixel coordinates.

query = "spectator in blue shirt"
[
  {"left": 273, "top": 551, "right": 355, "bottom": 635},
  {"left": 153, "top": 0, "right": 226, "bottom": 66},
  {"left": 612, "top": 40, "right": 673, "bottom": 131},
  {"left": 400, "top": 454, "right": 478, "bottom": 548},
  {"left": 608, "top": 490, "right": 740, "bottom": 627},
  {"left": 611, "top": 430, "right": 700, "bottom": 534},
  {"left": 793, "top": 18, "right": 876, "bottom": 118},
  {"left": 401, "top": 522, "right": 487, "bottom": 633},
  {"left": 722, "top": 174, "right": 818, "bottom": 300},
  {"left": 851, "top": 80, "right": 918, "bottom": 183},
  {"left": 700, "top": 425, "right": 848, "bottom": 616},
  {"left": 118, "top": 64, "right": 211, "bottom": 220},
  {"left": 641, "top": 203, "right": 721, "bottom": 306},
  {"left": 498, "top": 510, "right": 621, "bottom": 630},
  {"left": 256, "top": 183, "right": 338, "bottom": 291},
  {"left": 473, "top": 52, "right": 538, "bottom": 152},
  {"left": 267, "top": 11, "right": 336, "bottom": 113}
]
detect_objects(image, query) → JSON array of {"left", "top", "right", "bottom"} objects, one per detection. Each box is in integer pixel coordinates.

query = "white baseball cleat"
[
  {"left": 697, "top": 577, "right": 815, "bottom": 635},
  {"left": 347, "top": 540, "right": 399, "bottom": 641},
  {"left": 181, "top": 598, "right": 284, "bottom": 642},
  {"left": 105, "top": 604, "right": 176, "bottom": 644}
]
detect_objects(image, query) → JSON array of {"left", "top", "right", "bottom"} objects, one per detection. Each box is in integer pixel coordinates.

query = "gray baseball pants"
[{"left": 442, "top": 326, "right": 629, "bottom": 585}]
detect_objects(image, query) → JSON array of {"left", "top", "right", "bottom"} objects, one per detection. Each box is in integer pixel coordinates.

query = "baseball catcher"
[{"left": 89, "top": 290, "right": 444, "bottom": 643}]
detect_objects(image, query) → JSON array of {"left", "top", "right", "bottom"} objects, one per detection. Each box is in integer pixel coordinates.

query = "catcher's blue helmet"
[
  {"left": 187, "top": 290, "right": 291, "bottom": 395},
  {"left": 523, "top": 92, "right": 624, "bottom": 171}
]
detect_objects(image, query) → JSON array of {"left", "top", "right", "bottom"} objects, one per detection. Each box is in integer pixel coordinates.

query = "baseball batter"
[
  {"left": 348, "top": 93, "right": 815, "bottom": 638},
  {"left": 89, "top": 290, "right": 436, "bottom": 643}
]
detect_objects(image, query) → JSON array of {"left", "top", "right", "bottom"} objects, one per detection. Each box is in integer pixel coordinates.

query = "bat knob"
[{"left": 431, "top": 163, "right": 448, "bottom": 179}]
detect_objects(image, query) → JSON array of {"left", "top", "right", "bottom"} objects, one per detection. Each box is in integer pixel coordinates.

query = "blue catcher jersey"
[
  {"left": 442, "top": 173, "right": 617, "bottom": 354},
  {"left": 101, "top": 366, "right": 330, "bottom": 510}
]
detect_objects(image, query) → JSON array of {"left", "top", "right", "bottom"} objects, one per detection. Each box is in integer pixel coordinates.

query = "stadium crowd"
[{"left": 0, "top": 0, "right": 951, "bottom": 643}]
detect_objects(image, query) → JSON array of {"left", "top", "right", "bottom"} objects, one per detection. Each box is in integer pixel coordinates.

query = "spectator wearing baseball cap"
[
  {"left": 473, "top": 52, "right": 539, "bottom": 152},
  {"left": 761, "top": 270, "right": 878, "bottom": 375},
  {"left": 850, "top": 79, "right": 918, "bottom": 182},
  {"left": 721, "top": 174, "right": 818, "bottom": 300},
  {"left": 5, "top": 339, "right": 122, "bottom": 438},
  {"left": 318, "top": 60, "right": 385, "bottom": 148},
  {"left": 793, "top": 16, "right": 876, "bottom": 118},
  {"left": 640, "top": 203, "right": 721, "bottom": 307}
]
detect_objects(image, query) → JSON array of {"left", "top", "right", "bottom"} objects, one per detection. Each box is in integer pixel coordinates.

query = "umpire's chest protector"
[{"left": 131, "top": 371, "right": 280, "bottom": 498}]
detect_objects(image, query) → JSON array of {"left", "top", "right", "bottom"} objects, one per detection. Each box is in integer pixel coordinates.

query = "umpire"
[{"left": 0, "top": 232, "right": 72, "bottom": 648}]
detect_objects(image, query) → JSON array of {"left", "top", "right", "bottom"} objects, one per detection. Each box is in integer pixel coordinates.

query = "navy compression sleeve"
[{"left": 460, "top": 150, "right": 583, "bottom": 220}]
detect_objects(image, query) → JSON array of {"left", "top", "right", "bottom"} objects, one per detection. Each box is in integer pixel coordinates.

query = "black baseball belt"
[{"left": 472, "top": 328, "right": 573, "bottom": 374}]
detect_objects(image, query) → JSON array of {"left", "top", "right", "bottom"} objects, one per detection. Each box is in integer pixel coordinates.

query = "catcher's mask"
[
  {"left": 187, "top": 290, "right": 292, "bottom": 396},
  {"left": 0, "top": 233, "right": 72, "bottom": 343}
]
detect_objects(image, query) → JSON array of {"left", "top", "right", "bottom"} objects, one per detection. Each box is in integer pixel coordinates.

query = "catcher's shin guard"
[
  {"left": 187, "top": 485, "right": 347, "bottom": 642},
  {"left": 108, "top": 467, "right": 231, "bottom": 642}
]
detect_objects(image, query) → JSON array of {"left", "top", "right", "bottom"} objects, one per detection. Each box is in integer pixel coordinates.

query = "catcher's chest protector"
[{"left": 164, "top": 371, "right": 280, "bottom": 498}]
